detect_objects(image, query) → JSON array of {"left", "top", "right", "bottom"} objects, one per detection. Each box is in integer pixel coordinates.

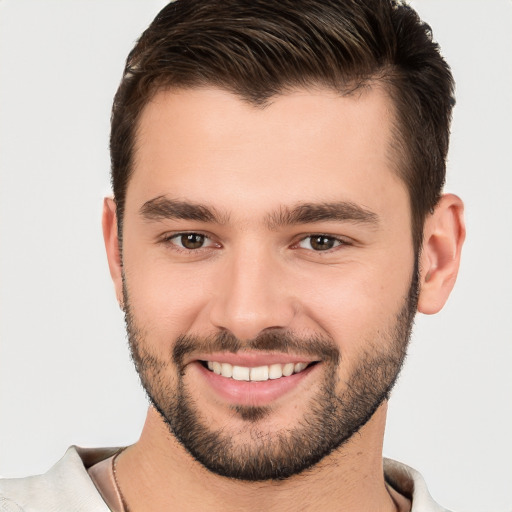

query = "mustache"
[{"left": 172, "top": 329, "right": 340, "bottom": 368}]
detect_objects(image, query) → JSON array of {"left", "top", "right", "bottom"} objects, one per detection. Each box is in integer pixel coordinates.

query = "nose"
[{"left": 208, "top": 244, "right": 296, "bottom": 341}]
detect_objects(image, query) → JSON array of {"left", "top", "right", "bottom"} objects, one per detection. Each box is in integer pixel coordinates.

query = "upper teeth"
[{"left": 206, "top": 361, "right": 309, "bottom": 381}]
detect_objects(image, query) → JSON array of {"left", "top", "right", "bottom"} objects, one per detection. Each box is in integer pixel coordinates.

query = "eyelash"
[
  {"left": 160, "top": 232, "right": 350, "bottom": 253},
  {"left": 160, "top": 232, "right": 219, "bottom": 252},
  {"left": 293, "top": 234, "right": 350, "bottom": 252}
]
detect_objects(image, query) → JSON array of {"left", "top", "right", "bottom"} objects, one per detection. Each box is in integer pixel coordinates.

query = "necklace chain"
[{"left": 112, "top": 448, "right": 130, "bottom": 512}]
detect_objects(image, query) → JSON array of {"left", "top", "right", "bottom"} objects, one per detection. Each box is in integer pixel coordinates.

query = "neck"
[{"left": 116, "top": 404, "right": 398, "bottom": 512}]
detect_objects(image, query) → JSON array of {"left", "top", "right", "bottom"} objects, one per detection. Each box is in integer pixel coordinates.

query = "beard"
[{"left": 123, "top": 264, "right": 418, "bottom": 481}]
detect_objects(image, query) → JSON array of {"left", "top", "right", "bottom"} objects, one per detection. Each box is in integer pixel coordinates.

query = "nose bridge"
[{"left": 208, "top": 239, "right": 295, "bottom": 340}]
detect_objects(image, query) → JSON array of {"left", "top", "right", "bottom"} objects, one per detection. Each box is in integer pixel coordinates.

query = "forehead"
[{"left": 128, "top": 86, "right": 406, "bottom": 218}]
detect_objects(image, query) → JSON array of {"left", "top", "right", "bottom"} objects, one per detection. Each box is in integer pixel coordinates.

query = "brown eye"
[
  {"left": 298, "top": 235, "right": 341, "bottom": 251},
  {"left": 180, "top": 233, "right": 206, "bottom": 249},
  {"left": 166, "top": 232, "right": 218, "bottom": 252},
  {"left": 310, "top": 236, "right": 336, "bottom": 251}
]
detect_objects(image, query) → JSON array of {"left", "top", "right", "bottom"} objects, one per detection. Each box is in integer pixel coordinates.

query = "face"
[{"left": 119, "top": 87, "right": 417, "bottom": 480}]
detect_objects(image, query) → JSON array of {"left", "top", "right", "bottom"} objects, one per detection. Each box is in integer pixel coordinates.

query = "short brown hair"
[{"left": 110, "top": 0, "right": 455, "bottom": 250}]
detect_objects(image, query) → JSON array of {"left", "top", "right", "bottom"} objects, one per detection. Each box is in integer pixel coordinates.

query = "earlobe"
[
  {"left": 102, "top": 197, "right": 124, "bottom": 309},
  {"left": 417, "top": 194, "right": 466, "bottom": 315}
]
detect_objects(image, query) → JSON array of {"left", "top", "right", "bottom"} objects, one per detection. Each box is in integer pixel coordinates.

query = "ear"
[
  {"left": 418, "top": 193, "right": 466, "bottom": 315},
  {"left": 102, "top": 197, "right": 124, "bottom": 309}
]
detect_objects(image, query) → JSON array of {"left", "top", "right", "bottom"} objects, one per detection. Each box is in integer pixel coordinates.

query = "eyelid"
[
  {"left": 158, "top": 231, "right": 352, "bottom": 252},
  {"left": 160, "top": 231, "right": 220, "bottom": 249},
  {"left": 293, "top": 233, "right": 352, "bottom": 250}
]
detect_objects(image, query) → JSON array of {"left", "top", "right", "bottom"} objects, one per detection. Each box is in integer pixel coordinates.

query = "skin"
[{"left": 103, "top": 86, "right": 465, "bottom": 511}]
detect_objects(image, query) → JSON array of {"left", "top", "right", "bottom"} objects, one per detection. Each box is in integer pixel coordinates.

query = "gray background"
[{"left": 0, "top": 1, "right": 511, "bottom": 511}]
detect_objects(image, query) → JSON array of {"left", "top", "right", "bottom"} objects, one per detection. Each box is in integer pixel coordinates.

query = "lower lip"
[{"left": 192, "top": 362, "right": 318, "bottom": 407}]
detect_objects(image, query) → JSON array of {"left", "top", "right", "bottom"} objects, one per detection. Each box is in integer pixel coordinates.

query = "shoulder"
[
  {"left": 383, "top": 458, "right": 452, "bottom": 512},
  {"left": 0, "top": 446, "right": 119, "bottom": 512}
]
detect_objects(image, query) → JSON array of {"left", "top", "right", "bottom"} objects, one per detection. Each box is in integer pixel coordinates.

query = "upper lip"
[{"left": 189, "top": 352, "right": 319, "bottom": 367}]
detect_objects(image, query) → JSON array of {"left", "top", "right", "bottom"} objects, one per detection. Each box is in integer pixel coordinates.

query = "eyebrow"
[
  {"left": 140, "top": 196, "right": 229, "bottom": 224},
  {"left": 140, "top": 196, "right": 379, "bottom": 228},
  {"left": 266, "top": 202, "right": 379, "bottom": 229}
]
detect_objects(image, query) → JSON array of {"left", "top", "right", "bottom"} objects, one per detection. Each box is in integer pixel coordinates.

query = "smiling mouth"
[{"left": 200, "top": 360, "right": 318, "bottom": 382}]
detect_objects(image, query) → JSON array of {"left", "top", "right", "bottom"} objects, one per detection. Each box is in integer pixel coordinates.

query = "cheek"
[
  {"left": 122, "top": 249, "right": 214, "bottom": 350},
  {"left": 300, "top": 253, "right": 415, "bottom": 356}
]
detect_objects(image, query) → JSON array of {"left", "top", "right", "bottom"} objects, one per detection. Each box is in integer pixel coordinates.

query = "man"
[{"left": 0, "top": 0, "right": 466, "bottom": 510}]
